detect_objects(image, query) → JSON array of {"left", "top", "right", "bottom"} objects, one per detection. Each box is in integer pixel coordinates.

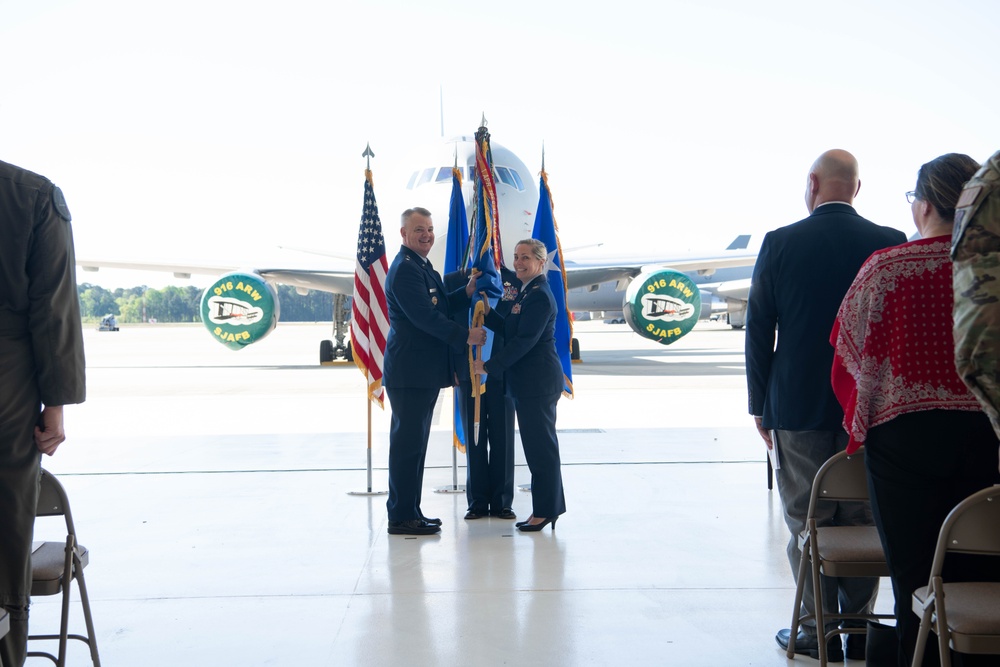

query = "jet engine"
[
  {"left": 622, "top": 269, "right": 702, "bottom": 345},
  {"left": 200, "top": 271, "right": 280, "bottom": 350}
]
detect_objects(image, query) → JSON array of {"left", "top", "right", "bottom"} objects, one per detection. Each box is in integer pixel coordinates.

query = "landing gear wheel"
[
  {"left": 319, "top": 339, "right": 335, "bottom": 363},
  {"left": 571, "top": 337, "right": 581, "bottom": 361}
]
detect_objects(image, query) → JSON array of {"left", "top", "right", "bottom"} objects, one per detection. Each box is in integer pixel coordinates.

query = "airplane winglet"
[{"left": 726, "top": 234, "right": 751, "bottom": 250}]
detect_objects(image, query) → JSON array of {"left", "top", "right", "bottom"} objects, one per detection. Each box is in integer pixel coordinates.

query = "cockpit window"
[
  {"left": 415, "top": 168, "right": 434, "bottom": 188},
  {"left": 494, "top": 166, "right": 525, "bottom": 191},
  {"left": 412, "top": 164, "right": 524, "bottom": 191},
  {"left": 495, "top": 166, "right": 515, "bottom": 188},
  {"left": 508, "top": 167, "right": 525, "bottom": 191}
]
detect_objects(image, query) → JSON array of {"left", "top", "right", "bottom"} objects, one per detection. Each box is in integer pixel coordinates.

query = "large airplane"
[{"left": 78, "top": 135, "right": 757, "bottom": 363}]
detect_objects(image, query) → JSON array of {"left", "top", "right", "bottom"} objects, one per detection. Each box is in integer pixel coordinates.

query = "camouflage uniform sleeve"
[
  {"left": 953, "top": 150, "right": 1000, "bottom": 437},
  {"left": 27, "top": 182, "right": 86, "bottom": 406}
]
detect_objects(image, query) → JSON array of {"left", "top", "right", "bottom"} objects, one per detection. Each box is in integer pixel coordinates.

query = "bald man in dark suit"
[{"left": 745, "top": 150, "right": 906, "bottom": 660}]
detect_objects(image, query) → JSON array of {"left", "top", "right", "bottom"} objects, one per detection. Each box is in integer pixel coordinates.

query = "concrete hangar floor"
[{"left": 36, "top": 320, "right": 892, "bottom": 665}]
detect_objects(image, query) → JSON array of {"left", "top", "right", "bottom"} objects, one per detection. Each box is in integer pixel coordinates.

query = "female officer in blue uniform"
[{"left": 474, "top": 238, "right": 566, "bottom": 532}]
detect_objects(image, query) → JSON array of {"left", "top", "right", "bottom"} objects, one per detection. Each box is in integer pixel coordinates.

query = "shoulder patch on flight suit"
[
  {"left": 953, "top": 183, "right": 991, "bottom": 254},
  {"left": 51, "top": 186, "right": 72, "bottom": 222},
  {"left": 957, "top": 185, "right": 983, "bottom": 209}
]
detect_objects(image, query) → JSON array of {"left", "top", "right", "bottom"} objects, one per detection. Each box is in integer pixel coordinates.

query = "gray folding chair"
[
  {"left": 787, "top": 447, "right": 892, "bottom": 665},
  {"left": 27, "top": 468, "right": 101, "bottom": 666},
  {"left": 911, "top": 484, "right": 1000, "bottom": 667}
]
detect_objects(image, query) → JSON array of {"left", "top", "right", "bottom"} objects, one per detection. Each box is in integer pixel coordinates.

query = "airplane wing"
[
  {"left": 253, "top": 269, "right": 354, "bottom": 294},
  {"left": 78, "top": 259, "right": 355, "bottom": 294},
  {"left": 563, "top": 250, "right": 758, "bottom": 290},
  {"left": 559, "top": 246, "right": 758, "bottom": 341}
]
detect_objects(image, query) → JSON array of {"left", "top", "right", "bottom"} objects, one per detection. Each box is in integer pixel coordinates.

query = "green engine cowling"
[
  {"left": 200, "top": 272, "right": 280, "bottom": 350},
  {"left": 623, "top": 269, "right": 702, "bottom": 345}
]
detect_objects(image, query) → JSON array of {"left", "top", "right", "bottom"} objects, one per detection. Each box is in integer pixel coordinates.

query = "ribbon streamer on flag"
[{"left": 469, "top": 122, "right": 505, "bottom": 436}]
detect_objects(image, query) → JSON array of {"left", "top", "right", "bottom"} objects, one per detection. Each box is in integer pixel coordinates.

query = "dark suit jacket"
[
  {"left": 383, "top": 246, "right": 470, "bottom": 389},
  {"left": 483, "top": 274, "right": 564, "bottom": 398},
  {"left": 745, "top": 203, "right": 906, "bottom": 431}
]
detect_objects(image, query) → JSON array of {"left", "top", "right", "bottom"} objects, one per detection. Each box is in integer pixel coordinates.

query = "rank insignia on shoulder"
[{"left": 51, "top": 186, "right": 72, "bottom": 222}]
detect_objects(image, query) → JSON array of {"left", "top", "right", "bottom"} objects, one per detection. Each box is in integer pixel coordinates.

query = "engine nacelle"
[
  {"left": 622, "top": 269, "right": 702, "bottom": 345},
  {"left": 200, "top": 271, "right": 280, "bottom": 350}
]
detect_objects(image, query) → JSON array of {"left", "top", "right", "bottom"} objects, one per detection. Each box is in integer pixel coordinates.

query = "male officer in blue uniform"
[{"left": 383, "top": 207, "right": 486, "bottom": 536}]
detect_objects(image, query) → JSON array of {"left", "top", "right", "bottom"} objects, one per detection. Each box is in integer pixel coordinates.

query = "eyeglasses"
[{"left": 906, "top": 191, "right": 918, "bottom": 204}]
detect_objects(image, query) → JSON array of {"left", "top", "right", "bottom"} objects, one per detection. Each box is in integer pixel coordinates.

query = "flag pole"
[
  {"left": 348, "top": 142, "right": 388, "bottom": 496},
  {"left": 367, "top": 399, "right": 373, "bottom": 492}
]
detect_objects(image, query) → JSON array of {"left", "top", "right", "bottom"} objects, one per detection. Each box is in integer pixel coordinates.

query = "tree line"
[{"left": 77, "top": 283, "right": 334, "bottom": 323}]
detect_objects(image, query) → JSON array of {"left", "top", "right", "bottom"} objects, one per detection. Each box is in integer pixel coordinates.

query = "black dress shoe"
[
  {"left": 464, "top": 508, "right": 487, "bottom": 520},
  {"left": 493, "top": 508, "right": 516, "bottom": 519},
  {"left": 419, "top": 515, "right": 442, "bottom": 526},
  {"left": 388, "top": 519, "right": 441, "bottom": 535},
  {"left": 775, "top": 628, "right": 844, "bottom": 662}
]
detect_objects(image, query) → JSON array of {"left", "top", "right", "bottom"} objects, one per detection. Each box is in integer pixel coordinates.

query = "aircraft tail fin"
[{"left": 726, "top": 234, "right": 751, "bottom": 250}]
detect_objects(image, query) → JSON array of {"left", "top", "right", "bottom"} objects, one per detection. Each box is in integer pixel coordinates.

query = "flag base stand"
[
  {"left": 348, "top": 434, "right": 387, "bottom": 496},
  {"left": 434, "top": 444, "right": 465, "bottom": 494},
  {"left": 518, "top": 483, "right": 532, "bottom": 492}
]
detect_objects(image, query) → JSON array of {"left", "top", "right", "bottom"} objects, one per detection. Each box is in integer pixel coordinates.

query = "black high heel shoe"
[
  {"left": 515, "top": 515, "right": 534, "bottom": 528},
  {"left": 517, "top": 516, "right": 558, "bottom": 532}
]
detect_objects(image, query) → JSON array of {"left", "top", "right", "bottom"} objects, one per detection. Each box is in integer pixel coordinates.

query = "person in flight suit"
[
  {"left": 0, "top": 159, "right": 86, "bottom": 667},
  {"left": 449, "top": 265, "right": 520, "bottom": 521},
  {"left": 954, "top": 149, "right": 1000, "bottom": 454},
  {"left": 383, "top": 207, "right": 486, "bottom": 536},
  {"left": 474, "top": 238, "right": 566, "bottom": 532}
]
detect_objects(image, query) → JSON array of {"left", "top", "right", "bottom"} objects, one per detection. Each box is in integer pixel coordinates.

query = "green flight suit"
[
  {"left": 953, "top": 150, "right": 1000, "bottom": 438},
  {"left": 0, "top": 159, "right": 85, "bottom": 667}
]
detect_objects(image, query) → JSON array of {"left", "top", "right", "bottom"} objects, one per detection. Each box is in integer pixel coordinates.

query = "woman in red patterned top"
[{"left": 831, "top": 153, "right": 1000, "bottom": 667}]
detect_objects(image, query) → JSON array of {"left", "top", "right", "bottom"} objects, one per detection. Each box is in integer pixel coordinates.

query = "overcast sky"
[{"left": 3, "top": 0, "right": 998, "bottom": 289}]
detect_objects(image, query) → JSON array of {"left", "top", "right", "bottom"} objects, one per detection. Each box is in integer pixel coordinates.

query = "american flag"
[{"left": 351, "top": 170, "right": 389, "bottom": 407}]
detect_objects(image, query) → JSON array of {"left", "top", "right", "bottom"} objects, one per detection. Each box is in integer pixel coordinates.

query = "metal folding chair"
[
  {"left": 27, "top": 468, "right": 101, "bottom": 666},
  {"left": 787, "top": 447, "right": 892, "bottom": 665},
  {"left": 911, "top": 484, "right": 1000, "bottom": 667}
]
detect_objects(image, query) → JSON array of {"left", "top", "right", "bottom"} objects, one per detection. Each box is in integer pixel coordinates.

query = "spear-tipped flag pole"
[
  {"left": 533, "top": 148, "right": 574, "bottom": 399},
  {"left": 469, "top": 118, "right": 505, "bottom": 439},
  {"left": 348, "top": 143, "right": 389, "bottom": 495}
]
